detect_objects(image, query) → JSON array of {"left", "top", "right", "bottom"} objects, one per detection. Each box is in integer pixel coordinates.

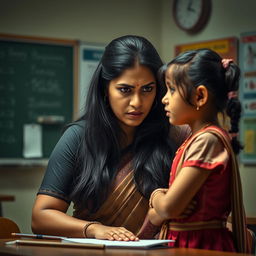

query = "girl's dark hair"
[
  {"left": 159, "top": 48, "right": 242, "bottom": 154},
  {"left": 70, "top": 35, "right": 174, "bottom": 212}
]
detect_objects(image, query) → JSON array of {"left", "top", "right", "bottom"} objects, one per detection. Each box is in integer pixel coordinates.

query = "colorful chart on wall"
[
  {"left": 240, "top": 31, "right": 256, "bottom": 164},
  {"left": 175, "top": 37, "right": 238, "bottom": 61}
]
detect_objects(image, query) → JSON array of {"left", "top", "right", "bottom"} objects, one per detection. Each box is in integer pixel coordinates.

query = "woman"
[{"left": 32, "top": 35, "right": 186, "bottom": 240}]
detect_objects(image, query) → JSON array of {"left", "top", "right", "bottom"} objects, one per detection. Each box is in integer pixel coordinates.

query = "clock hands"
[{"left": 187, "top": 0, "right": 195, "bottom": 12}]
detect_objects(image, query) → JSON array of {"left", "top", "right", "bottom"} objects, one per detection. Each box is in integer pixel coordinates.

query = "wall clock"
[{"left": 173, "top": 0, "right": 211, "bottom": 33}]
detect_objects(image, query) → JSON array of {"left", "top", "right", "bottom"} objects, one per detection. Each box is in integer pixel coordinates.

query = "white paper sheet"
[
  {"left": 23, "top": 124, "right": 42, "bottom": 158},
  {"left": 62, "top": 238, "right": 174, "bottom": 249}
]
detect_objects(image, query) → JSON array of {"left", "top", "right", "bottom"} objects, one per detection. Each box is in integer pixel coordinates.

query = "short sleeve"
[
  {"left": 182, "top": 132, "right": 229, "bottom": 172},
  {"left": 38, "top": 121, "right": 84, "bottom": 203}
]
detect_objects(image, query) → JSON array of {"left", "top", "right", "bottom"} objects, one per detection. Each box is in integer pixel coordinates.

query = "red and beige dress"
[{"left": 160, "top": 125, "right": 245, "bottom": 252}]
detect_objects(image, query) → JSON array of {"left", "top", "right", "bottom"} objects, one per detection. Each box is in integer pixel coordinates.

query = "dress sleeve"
[
  {"left": 182, "top": 132, "right": 230, "bottom": 172},
  {"left": 37, "top": 122, "right": 84, "bottom": 203}
]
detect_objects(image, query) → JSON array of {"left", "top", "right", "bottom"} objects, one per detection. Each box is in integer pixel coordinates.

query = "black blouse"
[{"left": 38, "top": 121, "right": 84, "bottom": 203}]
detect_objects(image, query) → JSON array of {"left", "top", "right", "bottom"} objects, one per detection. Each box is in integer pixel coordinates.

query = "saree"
[
  {"left": 73, "top": 157, "right": 150, "bottom": 236},
  {"left": 159, "top": 125, "right": 248, "bottom": 253}
]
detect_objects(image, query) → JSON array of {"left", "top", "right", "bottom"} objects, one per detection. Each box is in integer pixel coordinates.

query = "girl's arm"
[
  {"left": 148, "top": 208, "right": 166, "bottom": 226},
  {"left": 32, "top": 194, "right": 138, "bottom": 241},
  {"left": 148, "top": 197, "right": 197, "bottom": 225},
  {"left": 150, "top": 166, "right": 210, "bottom": 219},
  {"left": 150, "top": 132, "right": 228, "bottom": 220}
]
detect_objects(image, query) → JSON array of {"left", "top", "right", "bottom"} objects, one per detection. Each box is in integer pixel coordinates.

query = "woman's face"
[{"left": 107, "top": 64, "right": 156, "bottom": 136}]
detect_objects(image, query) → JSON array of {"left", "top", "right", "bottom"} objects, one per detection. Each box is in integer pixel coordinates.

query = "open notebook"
[
  {"left": 7, "top": 237, "right": 174, "bottom": 249},
  {"left": 62, "top": 238, "right": 174, "bottom": 249}
]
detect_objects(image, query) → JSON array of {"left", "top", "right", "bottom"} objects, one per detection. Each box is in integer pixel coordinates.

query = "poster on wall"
[
  {"left": 175, "top": 37, "right": 238, "bottom": 61},
  {"left": 240, "top": 31, "right": 256, "bottom": 164},
  {"left": 79, "top": 43, "right": 105, "bottom": 115}
]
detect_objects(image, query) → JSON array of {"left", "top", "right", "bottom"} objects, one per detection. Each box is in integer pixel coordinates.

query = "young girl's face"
[{"left": 162, "top": 65, "right": 196, "bottom": 126}]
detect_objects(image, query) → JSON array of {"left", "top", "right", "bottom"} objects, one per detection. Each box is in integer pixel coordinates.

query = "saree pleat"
[{"left": 75, "top": 160, "right": 148, "bottom": 235}]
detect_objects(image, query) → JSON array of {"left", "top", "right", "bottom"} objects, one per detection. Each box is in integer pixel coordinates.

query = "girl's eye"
[
  {"left": 142, "top": 85, "right": 153, "bottom": 92},
  {"left": 170, "top": 87, "right": 175, "bottom": 94},
  {"left": 118, "top": 87, "right": 131, "bottom": 93}
]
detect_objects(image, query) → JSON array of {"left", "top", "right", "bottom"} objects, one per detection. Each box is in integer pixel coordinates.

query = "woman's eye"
[
  {"left": 142, "top": 86, "right": 153, "bottom": 92},
  {"left": 118, "top": 87, "right": 131, "bottom": 93}
]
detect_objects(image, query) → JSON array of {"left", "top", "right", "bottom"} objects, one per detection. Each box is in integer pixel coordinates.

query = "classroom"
[{"left": 0, "top": 0, "right": 256, "bottom": 254}]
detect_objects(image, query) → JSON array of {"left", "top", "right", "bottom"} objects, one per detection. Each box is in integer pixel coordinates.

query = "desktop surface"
[{"left": 0, "top": 239, "right": 252, "bottom": 256}]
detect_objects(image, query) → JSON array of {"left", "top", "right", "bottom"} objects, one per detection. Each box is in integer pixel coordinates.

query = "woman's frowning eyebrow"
[{"left": 116, "top": 82, "right": 156, "bottom": 87}]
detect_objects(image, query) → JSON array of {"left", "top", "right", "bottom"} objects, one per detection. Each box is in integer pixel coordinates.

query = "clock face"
[{"left": 173, "top": 0, "right": 211, "bottom": 33}]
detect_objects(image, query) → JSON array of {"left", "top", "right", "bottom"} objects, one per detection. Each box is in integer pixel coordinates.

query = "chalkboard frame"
[{"left": 0, "top": 33, "right": 79, "bottom": 165}]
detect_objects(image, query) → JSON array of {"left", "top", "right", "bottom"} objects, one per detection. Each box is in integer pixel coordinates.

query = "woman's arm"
[
  {"left": 33, "top": 123, "right": 140, "bottom": 241},
  {"left": 32, "top": 195, "right": 86, "bottom": 237},
  {"left": 32, "top": 194, "right": 139, "bottom": 241}
]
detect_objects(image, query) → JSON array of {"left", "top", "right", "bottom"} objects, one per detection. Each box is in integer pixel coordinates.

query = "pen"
[{"left": 11, "top": 233, "right": 66, "bottom": 240}]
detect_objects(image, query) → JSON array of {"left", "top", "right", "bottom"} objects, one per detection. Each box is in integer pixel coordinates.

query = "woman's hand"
[{"left": 87, "top": 224, "right": 139, "bottom": 241}]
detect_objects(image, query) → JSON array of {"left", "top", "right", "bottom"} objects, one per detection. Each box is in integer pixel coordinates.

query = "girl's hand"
[
  {"left": 176, "top": 200, "right": 197, "bottom": 219},
  {"left": 148, "top": 207, "right": 165, "bottom": 226},
  {"left": 87, "top": 224, "right": 139, "bottom": 241}
]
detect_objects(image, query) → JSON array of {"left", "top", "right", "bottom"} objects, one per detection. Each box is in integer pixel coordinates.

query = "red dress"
[{"left": 167, "top": 125, "right": 236, "bottom": 252}]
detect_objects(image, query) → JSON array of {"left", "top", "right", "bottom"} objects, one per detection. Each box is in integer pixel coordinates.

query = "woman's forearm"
[
  {"left": 32, "top": 195, "right": 139, "bottom": 241},
  {"left": 32, "top": 208, "right": 87, "bottom": 237}
]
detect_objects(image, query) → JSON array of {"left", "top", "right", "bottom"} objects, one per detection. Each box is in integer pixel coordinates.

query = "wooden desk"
[
  {"left": 0, "top": 195, "right": 15, "bottom": 216},
  {"left": 0, "top": 239, "right": 252, "bottom": 256}
]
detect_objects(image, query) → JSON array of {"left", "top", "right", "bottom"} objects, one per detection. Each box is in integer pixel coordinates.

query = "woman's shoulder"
[{"left": 63, "top": 120, "right": 85, "bottom": 138}]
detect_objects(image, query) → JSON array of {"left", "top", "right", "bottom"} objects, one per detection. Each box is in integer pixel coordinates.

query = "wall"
[
  {"left": 0, "top": 0, "right": 162, "bottom": 49},
  {"left": 0, "top": 0, "right": 255, "bottom": 233},
  {"left": 161, "top": 0, "right": 256, "bottom": 216},
  {"left": 161, "top": 0, "right": 256, "bottom": 61}
]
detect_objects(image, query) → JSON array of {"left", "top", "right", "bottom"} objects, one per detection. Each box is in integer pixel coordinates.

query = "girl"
[{"left": 148, "top": 49, "right": 248, "bottom": 252}]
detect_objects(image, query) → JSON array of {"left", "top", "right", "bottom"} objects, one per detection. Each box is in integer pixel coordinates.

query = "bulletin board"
[
  {"left": 239, "top": 31, "right": 256, "bottom": 164},
  {"left": 78, "top": 42, "right": 105, "bottom": 116},
  {"left": 0, "top": 34, "right": 78, "bottom": 163}
]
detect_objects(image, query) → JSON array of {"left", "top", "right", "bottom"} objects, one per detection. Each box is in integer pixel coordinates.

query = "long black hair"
[
  {"left": 70, "top": 35, "right": 174, "bottom": 212},
  {"left": 159, "top": 48, "right": 242, "bottom": 154}
]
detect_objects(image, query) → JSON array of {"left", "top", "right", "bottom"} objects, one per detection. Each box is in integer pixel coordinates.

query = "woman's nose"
[{"left": 130, "top": 93, "right": 142, "bottom": 108}]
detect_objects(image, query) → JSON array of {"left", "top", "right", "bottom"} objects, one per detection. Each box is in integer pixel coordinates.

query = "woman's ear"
[{"left": 195, "top": 85, "right": 208, "bottom": 108}]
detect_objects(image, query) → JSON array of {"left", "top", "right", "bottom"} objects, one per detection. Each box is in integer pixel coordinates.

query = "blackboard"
[{"left": 0, "top": 34, "right": 78, "bottom": 160}]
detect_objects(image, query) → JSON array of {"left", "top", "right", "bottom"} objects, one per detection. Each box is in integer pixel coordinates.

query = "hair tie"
[
  {"left": 228, "top": 91, "right": 238, "bottom": 99},
  {"left": 229, "top": 132, "right": 239, "bottom": 139},
  {"left": 222, "top": 58, "right": 233, "bottom": 69}
]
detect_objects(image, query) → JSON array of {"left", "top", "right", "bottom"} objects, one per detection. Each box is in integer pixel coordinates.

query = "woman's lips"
[{"left": 126, "top": 111, "right": 143, "bottom": 119}]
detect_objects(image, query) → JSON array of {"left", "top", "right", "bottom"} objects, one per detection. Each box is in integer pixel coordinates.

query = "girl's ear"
[{"left": 195, "top": 85, "right": 208, "bottom": 108}]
